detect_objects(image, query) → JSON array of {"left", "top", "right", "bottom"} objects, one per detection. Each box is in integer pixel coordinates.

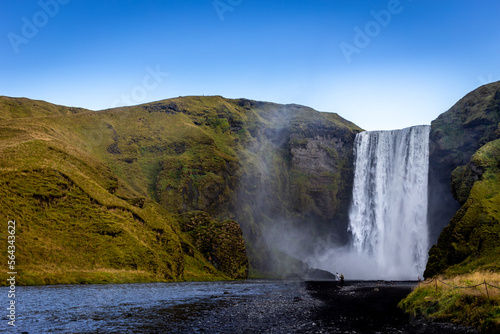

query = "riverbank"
[
  {"left": 3, "top": 279, "right": 481, "bottom": 333},
  {"left": 0, "top": 266, "right": 230, "bottom": 286},
  {"left": 301, "top": 280, "right": 477, "bottom": 334},
  {"left": 399, "top": 272, "right": 500, "bottom": 333}
]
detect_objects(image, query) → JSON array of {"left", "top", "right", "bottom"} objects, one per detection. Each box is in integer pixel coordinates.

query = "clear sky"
[{"left": 1, "top": 0, "right": 499, "bottom": 130}]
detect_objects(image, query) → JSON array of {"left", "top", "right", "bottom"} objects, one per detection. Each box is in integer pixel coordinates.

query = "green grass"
[
  {"left": 0, "top": 96, "right": 254, "bottom": 285},
  {"left": 0, "top": 169, "right": 185, "bottom": 284},
  {"left": 400, "top": 273, "right": 500, "bottom": 333}
]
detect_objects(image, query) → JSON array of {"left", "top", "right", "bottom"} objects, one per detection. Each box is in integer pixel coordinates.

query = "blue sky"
[{"left": 1, "top": 0, "right": 499, "bottom": 130}]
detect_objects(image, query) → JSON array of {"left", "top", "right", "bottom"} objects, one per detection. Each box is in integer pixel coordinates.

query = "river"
[{"left": 1, "top": 280, "right": 477, "bottom": 333}]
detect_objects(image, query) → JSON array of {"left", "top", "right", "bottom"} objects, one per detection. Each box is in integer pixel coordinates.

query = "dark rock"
[
  {"left": 107, "top": 142, "right": 122, "bottom": 154},
  {"left": 119, "top": 157, "right": 137, "bottom": 164},
  {"left": 143, "top": 102, "right": 183, "bottom": 114},
  {"left": 304, "top": 268, "right": 337, "bottom": 281}
]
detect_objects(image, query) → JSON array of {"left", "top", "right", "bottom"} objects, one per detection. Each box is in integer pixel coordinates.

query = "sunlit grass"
[
  {"left": 0, "top": 96, "right": 252, "bottom": 285},
  {"left": 400, "top": 272, "right": 500, "bottom": 333}
]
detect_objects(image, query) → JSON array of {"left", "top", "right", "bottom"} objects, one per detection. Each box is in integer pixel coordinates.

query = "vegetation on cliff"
[
  {"left": 427, "top": 81, "right": 500, "bottom": 244},
  {"left": 180, "top": 211, "right": 248, "bottom": 279},
  {"left": 426, "top": 139, "right": 500, "bottom": 277},
  {"left": 425, "top": 81, "right": 500, "bottom": 277},
  {"left": 232, "top": 102, "right": 362, "bottom": 276},
  {"left": 401, "top": 81, "right": 500, "bottom": 332},
  {"left": 402, "top": 138, "right": 500, "bottom": 332}
]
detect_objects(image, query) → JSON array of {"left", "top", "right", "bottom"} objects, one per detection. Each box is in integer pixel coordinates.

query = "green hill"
[
  {"left": 0, "top": 96, "right": 246, "bottom": 284},
  {"left": 0, "top": 95, "right": 360, "bottom": 284}
]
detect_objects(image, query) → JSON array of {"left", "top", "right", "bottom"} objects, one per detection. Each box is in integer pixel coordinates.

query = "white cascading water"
[{"left": 347, "top": 125, "right": 430, "bottom": 280}]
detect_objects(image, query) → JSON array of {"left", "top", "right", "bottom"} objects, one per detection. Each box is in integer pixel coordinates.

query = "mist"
[
  {"left": 234, "top": 102, "right": 356, "bottom": 278},
  {"left": 235, "top": 103, "right": 432, "bottom": 281}
]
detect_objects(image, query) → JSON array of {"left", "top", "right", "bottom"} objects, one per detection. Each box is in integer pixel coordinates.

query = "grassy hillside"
[
  {"left": 0, "top": 96, "right": 89, "bottom": 119},
  {"left": 0, "top": 96, "right": 251, "bottom": 284},
  {"left": 0, "top": 95, "right": 360, "bottom": 284}
]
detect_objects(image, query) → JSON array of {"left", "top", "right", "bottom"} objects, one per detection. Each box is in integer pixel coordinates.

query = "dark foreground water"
[{"left": 1, "top": 280, "right": 478, "bottom": 333}]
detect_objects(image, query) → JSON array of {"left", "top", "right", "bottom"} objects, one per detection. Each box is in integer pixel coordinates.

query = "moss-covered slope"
[
  {"left": 0, "top": 95, "right": 359, "bottom": 284},
  {"left": 427, "top": 82, "right": 500, "bottom": 243},
  {"left": 425, "top": 138, "right": 500, "bottom": 277},
  {"left": 0, "top": 96, "right": 250, "bottom": 284},
  {"left": 426, "top": 81, "right": 500, "bottom": 277}
]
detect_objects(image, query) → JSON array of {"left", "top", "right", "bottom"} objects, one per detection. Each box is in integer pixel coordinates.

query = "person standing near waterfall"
[{"left": 340, "top": 273, "right": 345, "bottom": 286}]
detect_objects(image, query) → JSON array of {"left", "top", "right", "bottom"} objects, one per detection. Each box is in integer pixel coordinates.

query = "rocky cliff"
[
  {"left": 233, "top": 101, "right": 362, "bottom": 276},
  {"left": 426, "top": 138, "right": 500, "bottom": 277},
  {"left": 426, "top": 81, "right": 500, "bottom": 277}
]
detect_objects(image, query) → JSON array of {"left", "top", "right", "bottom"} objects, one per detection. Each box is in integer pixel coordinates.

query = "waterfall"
[{"left": 347, "top": 125, "right": 430, "bottom": 280}]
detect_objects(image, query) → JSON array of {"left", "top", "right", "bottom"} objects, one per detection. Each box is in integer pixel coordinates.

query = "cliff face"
[
  {"left": 426, "top": 81, "right": 500, "bottom": 277},
  {"left": 289, "top": 112, "right": 360, "bottom": 238},
  {"left": 425, "top": 139, "right": 500, "bottom": 277},
  {"left": 0, "top": 95, "right": 360, "bottom": 284},
  {"left": 234, "top": 102, "right": 361, "bottom": 276},
  {"left": 427, "top": 82, "right": 500, "bottom": 244}
]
